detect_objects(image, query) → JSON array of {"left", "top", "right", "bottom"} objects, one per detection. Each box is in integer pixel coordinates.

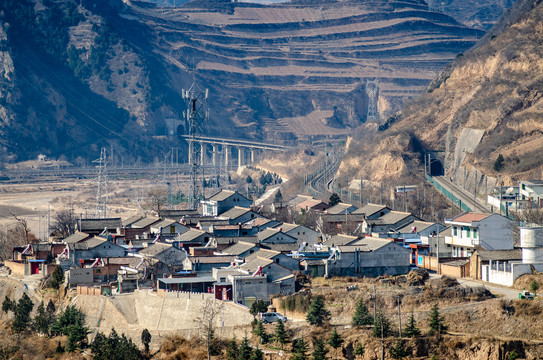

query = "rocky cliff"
[{"left": 340, "top": 0, "right": 543, "bottom": 186}]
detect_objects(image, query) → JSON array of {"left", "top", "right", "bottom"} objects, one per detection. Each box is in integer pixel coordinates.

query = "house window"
[
  {"left": 275, "top": 258, "right": 279, "bottom": 263},
  {"left": 453, "top": 227, "right": 457, "bottom": 236},
  {"left": 466, "top": 227, "right": 471, "bottom": 238},
  {"left": 473, "top": 228, "right": 478, "bottom": 238},
  {"left": 220, "top": 278, "right": 226, "bottom": 282}
]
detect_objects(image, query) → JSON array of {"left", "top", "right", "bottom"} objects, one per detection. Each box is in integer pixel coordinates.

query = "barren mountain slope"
[{"left": 340, "top": 0, "right": 543, "bottom": 185}]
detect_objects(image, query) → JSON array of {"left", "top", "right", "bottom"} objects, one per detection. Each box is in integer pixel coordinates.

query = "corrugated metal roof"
[
  {"left": 353, "top": 203, "right": 389, "bottom": 215},
  {"left": 323, "top": 234, "right": 358, "bottom": 246},
  {"left": 176, "top": 229, "right": 208, "bottom": 242},
  {"left": 476, "top": 249, "right": 522, "bottom": 261},
  {"left": 379, "top": 211, "right": 414, "bottom": 224},
  {"left": 62, "top": 232, "right": 91, "bottom": 244},
  {"left": 131, "top": 216, "right": 161, "bottom": 228},
  {"left": 326, "top": 203, "right": 357, "bottom": 215},
  {"left": 79, "top": 218, "right": 122, "bottom": 231},
  {"left": 220, "top": 207, "right": 252, "bottom": 220},
  {"left": 245, "top": 249, "right": 280, "bottom": 261},
  {"left": 347, "top": 237, "right": 394, "bottom": 251},
  {"left": 395, "top": 220, "right": 436, "bottom": 233}
]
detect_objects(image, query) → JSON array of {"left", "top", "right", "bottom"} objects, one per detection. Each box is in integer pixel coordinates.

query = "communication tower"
[
  {"left": 366, "top": 78, "right": 379, "bottom": 121},
  {"left": 183, "top": 82, "right": 209, "bottom": 209}
]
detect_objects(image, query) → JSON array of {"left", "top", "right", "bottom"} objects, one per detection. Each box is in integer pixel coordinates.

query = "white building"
[
  {"left": 519, "top": 180, "right": 543, "bottom": 209},
  {"left": 444, "top": 212, "right": 513, "bottom": 257}
]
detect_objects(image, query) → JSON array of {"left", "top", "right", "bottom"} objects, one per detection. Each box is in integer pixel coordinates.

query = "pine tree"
[
  {"left": 274, "top": 319, "right": 288, "bottom": 350},
  {"left": 50, "top": 266, "right": 65, "bottom": 290},
  {"left": 372, "top": 312, "right": 393, "bottom": 338},
  {"left": 51, "top": 305, "right": 88, "bottom": 351},
  {"left": 403, "top": 312, "right": 420, "bottom": 337},
  {"left": 34, "top": 302, "right": 54, "bottom": 336},
  {"left": 428, "top": 303, "right": 448, "bottom": 335},
  {"left": 250, "top": 300, "right": 268, "bottom": 318},
  {"left": 329, "top": 193, "right": 341, "bottom": 207},
  {"left": 12, "top": 293, "right": 34, "bottom": 333},
  {"left": 226, "top": 338, "right": 238, "bottom": 360},
  {"left": 274, "top": 189, "right": 283, "bottom": 203},
  {"left": 328, "top": 328, "right": 344, "bottom": 360},
  {"left": 250, "top": 347, "right": 263, "bottom": 360},
  {"left": 311, "top": 337, "right": 329, "bottom": 360},
  {"left": 352, "top": 299, "right": 373, "bottom": 327},
  {"left": 46, "top": 299, "right": 56, "bottom": 315},
  {"left": 306, "top": 296, "right": 330, "bottom": 326},
  {"left": 389, "top": 339, "right": 410, "bottom": 359},
  {"left": 2, "top": 295, "right": 14, "bottom": 314},
  {"left": 354, "top": 343, "right": 365, "bottom": 358},
  {"left": 253, "top": 320, "right": 268, "bottom": 344},
  {"left": 239, "top": 337, "right": 253, "bottom": 360},
  {"left": 291, "top": 338, "right": 309, "bottom": 360},
  {"left": 141, "top": 328, "right": 151, "bottom": 354}
]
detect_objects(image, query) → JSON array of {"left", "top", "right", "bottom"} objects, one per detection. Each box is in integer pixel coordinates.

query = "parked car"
[
  {"left": 259, "top": 312, "right": 287, "bottom": 323},
  {"left": 519, "top": 291, "right": 534, "bottom": 300}
]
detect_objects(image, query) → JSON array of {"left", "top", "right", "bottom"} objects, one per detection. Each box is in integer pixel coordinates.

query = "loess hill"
[
  {"left": 0, "top": 0, "right": 485, "bottom": 162},
  {"left": 340, "top": 0, "right": 543, "bottom": 186}
]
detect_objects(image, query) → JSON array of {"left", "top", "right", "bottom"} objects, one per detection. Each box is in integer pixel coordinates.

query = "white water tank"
[{"left": 520, "top": 227, "right": 543, "bottom": 263}]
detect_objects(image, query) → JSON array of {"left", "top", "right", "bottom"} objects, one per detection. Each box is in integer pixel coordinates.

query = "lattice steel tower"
[
  {"left": 94, "top": 147, "right": 108, "bottom": 218},
  {"left": 366, "top": 78, "right": 379, "bottom": 121},
  {"left": 183, "top": 82, "right": 209, "bottom": 209}
]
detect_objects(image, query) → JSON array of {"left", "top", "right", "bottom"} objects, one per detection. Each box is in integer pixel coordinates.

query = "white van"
[{"left": 259, "top": 312, "right": 287, "bottom": 323}]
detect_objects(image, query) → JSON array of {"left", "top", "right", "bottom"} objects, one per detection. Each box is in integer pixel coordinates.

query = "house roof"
[
  {"left": 208, "top": 190, "right": 236, "bottom": 201},
  {"left": 62, "top": 232, "right": 91, "bottom": 244},
  {"left": 347, "top": 237, "right": 395, "bottom": 251},
  {"left": 395, "top": 220, "right": 437, "bottom": 234},
  {"left": 521, "top": 180, "right": 543, "bottom": 186},
  {"left": 443, "top": 259, "right": 470, "bottom": 267},
  {"left": 245, "top": 249, "right": 281, "bottom": 262},
  {"left": 323, "top": 234, "right": 359, "bottom": 246},
  {"left": 131, "top": 216, "right": 161, "bottom": 228},
  {"left": 273, "top": 274, "right": 295, "bottom": 282},
  {"left": 353, "top": 203, "right": 389, "bottom": 216},
  {"left": 276, "top": 223, "right": 299, "bottom": 232},
  {"left": 378, "top": 211, "right": 414, "bottom": 225},
  {"left": 260, "top": 243, "right": 298, "bottom": 252},
  {"left": 139, "top": 243, "right": 177, "bottom": 257},
  {"left": 222, "top": 241, "right": 258, "bottom": 256},
  {"left": 239, "top": 257, "right": 274, "bottom": 272},
  {"left": 257, "top": 228, "right": 282, "bottom": 241},
  {"left": 186, "top": 255, "right": 237, "bottom": 264},
  {"left": 176, "top": 229, "right": 209, "bottom": 243},
  {"left": 215, "top": 236, "right": 258, "bottom": 245},
  {"left": 251, "top": 218, "right": 276, "bottom": 227},
  {"left": 288, "top": 195, "right": 314, "bottom": 207},
  {"left": 326, "top": 203, "right": 357, "bottom": 215},
  {"left": 123, "top": 215, "right": 145, "bottom": 227},
  {"left": 301, "top": 259, "right": 326, "bottom": 266},
  {"left": 220, "top": 207, "right": 253, "bottom": 220},
  {"left": 296, "top": 199, "right": 327, "bottom": 211},
  {"left": 475, "top": 249, "right": 522, "bottom": 261},
  {"left": 199, "top": 219, "right": 230, "bottom": 228},
  {"left": 78, "top": 218, "right": 122, "bottom": 232},
  {"left": 158, "top": 276, "right": 215, "bottom": 285},
  {"left": 152, "top": 219, "right": 182, "bottom": 229},
  {"left": 73, "top": 236, "right": 110, "bottom": 250},
  {"left": 448, "top": 212, "right": 491, "bottom": 224},
  {"left": 160, "top": 209, "right": 200, "bottom": 218}
]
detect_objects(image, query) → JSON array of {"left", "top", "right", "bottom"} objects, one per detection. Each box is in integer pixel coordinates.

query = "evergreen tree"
[
  {"left": 2, "top": 295, "right": 14, "bottom": 314},
  {"left": 250, "top": 300, "right": 268, "bottom": 318},
  {"left": 253, "top": 320, "right": 268, "bottom": 344},
  {"left": 311, "top": 337, "right": 329, "bottom": 360},
  {"left": 352, "top": 299, "right": 373, "bottom": 327},
  {"left": 354, "top": 343, "right": 365, "bottom": 358},
  {"left": 274, "top": 189, "right": 283, "bottom": 203},
  {"left": 291, "top": 339, "right": 309, "bottom": 360},
  {"left": 530, "top": 280, "right": 540, "bottom": 296},
  {"left": 428, "top": 303, "right": 448, "bottom": 335},
  {"left": 373, "top": 312, "right": 393, "bottom": 338},
  {"left": 55, "top": 340, "right": 64, "bottom": 354},
  {"left": 50, "top": 266, "right": 65, "bottom": 290},
  {"left": 494, "top": 154, "right": 505, "bottom": 172},
  {"left": 141, "top": 328, "right": 151, "bottom": 354},
  {"left": 91, "top": 328, "right": 143, "bottom": 360},
  {"left": 51, "top": 305, "right": 88, "bottom": 351},
  {"left": 12, "top": 293, "right": 33, "bottom": 333},
  {"left": 34, "top": 302, "right": 54, "bottom": 336},
  {"left": 239, "top": 337, "right": 253, "bottom": 360},
  {"left": 46, "top": 299, "right": 56, "bottom": 315},
  {"left": 250, "top": 347, "right": 263, "bottom": 360},
  {"left": 306, "top": 296, "right": 330, "bottom": 326},
  {"left": 246, "top": 175, "right": 253, "bottom": 184},
  {"left": 328, "top": 328, "right": 344, "bottom": 360},
  {"left": 329, "top": 193, "right": 341, "bottom": 207},
  {"left": 389, "top": 339, "right": 409, "bottom": 359},
  {"left": 403, "top": 312, "right": 421, "bottom": 337},
  {"left": 274, "top": 319, "right": 288, "bottom": 350},
  {"left": 226, "top": 338, "right": 238, "bottom": 360}
]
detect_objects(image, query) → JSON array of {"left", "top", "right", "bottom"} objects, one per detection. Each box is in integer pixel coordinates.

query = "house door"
[{"left": 30, "top": 262, "right": 40, "bottom": 275}]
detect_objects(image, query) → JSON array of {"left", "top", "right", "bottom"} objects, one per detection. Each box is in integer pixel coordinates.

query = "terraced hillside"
[{"left": 119, "top": 0, "right": 483, "bottom": 143}]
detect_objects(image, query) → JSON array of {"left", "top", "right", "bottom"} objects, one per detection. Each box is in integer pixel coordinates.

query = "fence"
[{"left": 426, "top": 174, "right": 471, "bottom": 212}]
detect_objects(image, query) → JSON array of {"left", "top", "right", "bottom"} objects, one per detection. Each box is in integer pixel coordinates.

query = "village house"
[
  {"left": 256, "top": 228, "right": 298, "bottom": 245},
  {"left": 393, "top": 220, "right": 445, "bottom": 239},
  {"left": 444, "top": 212, "right": 513, "bottom": 257},
  {"left": 362, "top": 211, "right": 420, "bottom": 236},
  {"left": 326, "top": 237, "right": 411, "bottom": 277},
  {"left": 295, "top": 199, "right": 329, "bottom": 213},
  {"left": 273, "top": 223, "right": 320, "bottom": 247},
  {"left": 244, "top": 248, "right": 299, "bottom": 271},
  {"left": 183, "top": 255, "right": 238, "bottom": 273},
  {"left": 150, "top": 219, "right": 189, "bottom": 239},
  {"left": 201, "top": 190, "right": 252, "bottom": 216},
  {"left": 352, "top": 203, "right": 391, "bottom": 219},
  {"left": 322, "top": 234, "right": 359, "bottom": 247},
  {"left": 61, "top": 232, "right": 92, "bottom": 245},
  {"left": 76, "top": 218, "right": 122, "bottom": 236},
  {"left": 173, "top": 228, "right": 213, "bottom": 248},
  {"left": 221, "top": 241, "right": 260, "bottom": 259},
  {"left": 138, "top": 242, "right": 186, "bottom": 271},
  {"left": 249, "top": 218, "right": 281, "bottom": 232},
  {"left": 220, "top": 207, "right": 262, "bottom": 225},
  {"left": 211, "top": 236, "right": 259, "bottom": 251},
  {"left": 211, "top": 224, "right": 257, "bottom": 237},
  {"left": 519, "top": 180, "right": 543, "bottom": 209},
  {"left": 66, "top": 237, "right": 126, "bottom": 268}
]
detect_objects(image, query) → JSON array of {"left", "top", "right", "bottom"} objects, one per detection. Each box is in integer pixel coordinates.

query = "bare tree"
[
  {"left": 146, "top": 187, "right": 169, "bottom": 217},
  {"left": 50, "top": 210, "right": 76, "bottom": 238},
  {"left": 194, "top": 299, "right": 224, "bottom": 360},
  {"left": 0, "top": 223, "right": 35, "bottom": 260}
]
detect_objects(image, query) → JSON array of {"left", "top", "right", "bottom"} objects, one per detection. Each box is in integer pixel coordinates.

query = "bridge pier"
[
  {"left": 212, "top": 143, "right": 218, "bottom": 166},
  {"left": 238, "top": 147, "right": 243, "bottom": 168},
  {"left": 200, "top": 142, "right": 205, "bottom": 166},
  {"left": 250, "top": 148, "right": 256, "bottom": 164},
  {"left": 225, "top": 145, "right": 231, "bottom": 167}
]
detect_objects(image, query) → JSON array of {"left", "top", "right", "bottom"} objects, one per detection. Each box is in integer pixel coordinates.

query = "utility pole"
[
  {"left": 403, "top": 185, "right": 406, "bottom": 212},
  {"left": 360, "top": 177, "right": 363, "bottom": 206},
  {"left": 398, "top": 296, "right": 402, "bottom": 338},
  {"left": 373, "top": 285, "right": 377, "bottom": 322}
]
